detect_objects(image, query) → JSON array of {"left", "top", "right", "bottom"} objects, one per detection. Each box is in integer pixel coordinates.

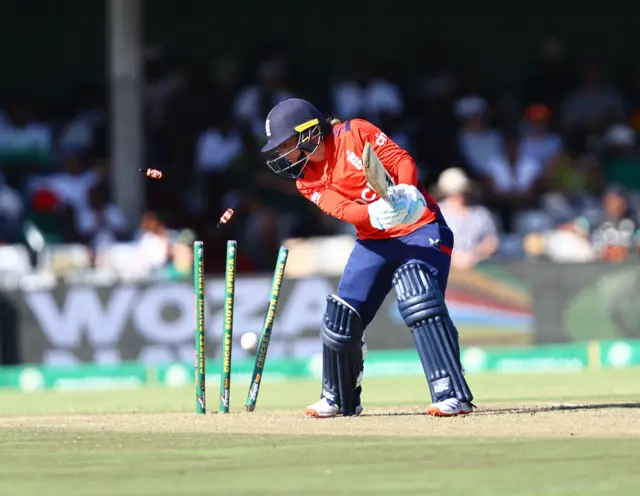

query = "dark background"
[{"left": 1, "top": 1, "right": 636, "bottom": 96}]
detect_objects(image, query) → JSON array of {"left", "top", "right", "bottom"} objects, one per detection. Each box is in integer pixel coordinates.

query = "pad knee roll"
[
  {"left": 320, "top": 295, "right": 364, "bottom": 415},
  {"left": 393, "top": 263, "right": 472, "bottom": 403}
]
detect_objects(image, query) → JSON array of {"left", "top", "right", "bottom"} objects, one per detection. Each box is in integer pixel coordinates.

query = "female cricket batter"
[{"left": 262, "top": 98, "right": 474, "bottom": 417}]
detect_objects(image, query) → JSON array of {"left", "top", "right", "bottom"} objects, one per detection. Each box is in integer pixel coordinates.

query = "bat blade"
[{"left": 362, "top": 142, "right": 395, "bottom": 204}]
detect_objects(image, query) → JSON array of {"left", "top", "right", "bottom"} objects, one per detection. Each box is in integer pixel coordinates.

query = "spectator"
[
  {"left": 601, "top": 124, "right": 640, "bottom": 194},
  {"left": 134, "top": 211, "right": 171, "bottom": 271},
  {"left": 0, "top": 172, "right": 24, "bottom": 242},
  {"left": 58, "top": 82, "right": 105, "bottom": 157},
  {"left": 575, "top": 184, "right": 638, "bottom": 260},
  {"left": 162, "top": 228, "right": 195, "bottom": 281},
  {"left": 27, "top": 151, "right": 101, "bottom": 218},
  {"left": 483, "top": 131, "right": 546, "bottom": 213},
  {"left": 519, "top": 104, "right": 563, "bottom": 167},
  {"left": 234, "top": 59, "right": 294, "bottom": 139},
  {"left": 193, "top": 106, "right": 243, "bottom": 213},
  {"left": 74, "top": 184, "right": 127, "bottom": 250},
  {"left": 562, "top": 61, "right": 626, "bottom": 131},
  {"left": 581, "top": 185, "right": 640, "bottom": 261},
  {"left": 528, "top": 185, "right": 640, "bottom": 262},
  {"left": 25, "top": 187, "right": 73, "bottom": 244},
  {"left": 192, "top": 104, "right": 242, "bottom": 214},
  {"left": 331, "top": 56, "right": 404, "bottom": 125},
  {"left": 455, "top": 95, "right": 504, "bottom": 178},
  {"left": 540, "top": 149, "right": 603, "bottom": 224},
  {"left": 0, "top": 94, "right": 53, "bottom": 188},
  {"left": 162, "top": 62, "right": 215, "bottom": 206},
  {"left": 437, "top": 167, "right": 500, "bottom": 270}
]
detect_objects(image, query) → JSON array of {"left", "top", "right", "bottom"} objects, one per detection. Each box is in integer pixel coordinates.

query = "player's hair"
[{"left": 318, "top": 115, "right": 341, "bottom": 139}]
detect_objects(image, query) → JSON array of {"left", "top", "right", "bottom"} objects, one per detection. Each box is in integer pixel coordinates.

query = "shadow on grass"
[{"left": 361, "top": 402, "right": 640, "bottom": 417}]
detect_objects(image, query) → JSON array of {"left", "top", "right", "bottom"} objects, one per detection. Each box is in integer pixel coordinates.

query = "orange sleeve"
[
  {"left": 297, "top": 181, "right": 370, "bottom": 228},
  {"left": 352, "top": 119, "right": 419, "bottom": 186}
]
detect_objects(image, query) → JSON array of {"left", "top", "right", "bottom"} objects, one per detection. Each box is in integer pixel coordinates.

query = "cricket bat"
[{"left": 362, "top": 142, "right": 395, "bottom": 205}]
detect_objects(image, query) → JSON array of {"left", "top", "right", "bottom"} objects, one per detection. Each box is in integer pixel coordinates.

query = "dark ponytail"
[{"left": 320, "top": 114, "right": 341, "bottom": 138}]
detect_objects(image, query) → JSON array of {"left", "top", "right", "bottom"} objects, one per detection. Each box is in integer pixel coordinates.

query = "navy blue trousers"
[{"left": 337, "top": 215, "right": 454, "bottom": 328}]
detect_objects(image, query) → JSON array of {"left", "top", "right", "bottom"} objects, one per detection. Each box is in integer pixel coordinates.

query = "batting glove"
[
  {"left": 387, "top": 184, "right": 426, "bottom": 225},
  {"left": 368, "top": 194, "right": 410, "bottom": 230}
]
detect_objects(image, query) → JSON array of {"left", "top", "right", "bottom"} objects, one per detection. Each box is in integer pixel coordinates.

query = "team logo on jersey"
[
  {"left": 346, "top": 150, "right": 363, "bottom": 170},
  {"left": 360, "top": 184, "right": 378, "bottom": 203},
  {"left": 310, "top": 191, "right": 322, "bottom": 205},
  {"left": 375, "top": 132, "right": 388, "bottom": 147}
]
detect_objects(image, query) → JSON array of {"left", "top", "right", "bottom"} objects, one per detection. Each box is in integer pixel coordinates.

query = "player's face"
[
  {"left": 266, "top": 125, "right": 325, "bottom": 179},
  {"left": 309, "top": 139, "right": 325, "bottom": 162},
  {"left": 278, "top": 135, "right": 325, "bottom": 163},
  {"left": 278, "top": 136, "right": 299, "bottom": 157}
]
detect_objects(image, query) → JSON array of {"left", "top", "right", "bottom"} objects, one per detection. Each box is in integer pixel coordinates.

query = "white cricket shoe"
[
  {"left": 304, "top": 397, "right": 363, "bottom": 418},
  {"left": 427, "top": 398, "right": 473, "bottom": 417}
]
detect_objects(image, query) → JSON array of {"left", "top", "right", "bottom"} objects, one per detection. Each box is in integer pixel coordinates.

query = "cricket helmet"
[{"left": 262, "top": 98, "right": 327, "bottom": 179}]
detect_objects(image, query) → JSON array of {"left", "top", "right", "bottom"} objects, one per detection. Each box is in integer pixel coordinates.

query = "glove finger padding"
[
  {"left": 368, "top": 196, "right": 409, "bottom": 230},
  {"left": 403, "top": 190, "right": 426, "bottom": 225},
  {"left": 388, "top": 184, "right": 426, "bottom": 225}
]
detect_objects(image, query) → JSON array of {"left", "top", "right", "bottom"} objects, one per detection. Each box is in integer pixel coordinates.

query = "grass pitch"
[{"left": 0, "top": 369, "right": 639, "bottom": 495}]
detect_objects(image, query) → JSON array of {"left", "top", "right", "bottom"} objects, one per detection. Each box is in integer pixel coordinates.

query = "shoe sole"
[
  {"left": 304, "top": 407, "right": 333, "bottom": 418},
  {"left": 426, "top": 407, "right": 472, "bottom": 417},
  {"left": 304, "top": 406, "right": 363, "bottom": 418}
]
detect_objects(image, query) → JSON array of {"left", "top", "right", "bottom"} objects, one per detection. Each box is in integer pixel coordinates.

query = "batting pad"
[
  {"left": 320, "top": 294, "right": 364, "bottom": 415},
  {"left": 393, "top": 263, "right": 473, "bottom": 403}
]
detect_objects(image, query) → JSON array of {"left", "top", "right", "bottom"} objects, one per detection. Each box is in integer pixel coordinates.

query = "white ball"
[{"left": 240, "top": 332, "right": 259, "bottom": 352}]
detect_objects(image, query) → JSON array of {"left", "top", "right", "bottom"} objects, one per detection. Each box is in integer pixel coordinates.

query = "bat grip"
[{"left": 384, "top": 190, "right": 399, "bottom": 206}]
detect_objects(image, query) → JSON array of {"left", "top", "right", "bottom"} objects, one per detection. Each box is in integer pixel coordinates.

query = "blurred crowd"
[{"left": 0, "top": 35, "right": 639, "bottom": 277}]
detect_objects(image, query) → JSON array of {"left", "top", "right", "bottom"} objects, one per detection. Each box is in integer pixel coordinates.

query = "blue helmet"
[{"left": 262, "top": 98, "right": 327, "bottom": 179}]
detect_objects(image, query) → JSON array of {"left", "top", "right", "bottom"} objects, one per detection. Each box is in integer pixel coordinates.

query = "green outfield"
[{"left": 0, "top": 369, "right": 639, "bottom": 495}]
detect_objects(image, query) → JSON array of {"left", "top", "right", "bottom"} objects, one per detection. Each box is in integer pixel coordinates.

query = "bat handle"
[{"left": 384, "top": 190, "right": 398, "bottom": 206}]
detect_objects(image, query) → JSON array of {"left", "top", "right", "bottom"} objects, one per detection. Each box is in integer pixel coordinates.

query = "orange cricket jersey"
[{"left": 296, "top": 119, "right": 439, "bottom": 240}]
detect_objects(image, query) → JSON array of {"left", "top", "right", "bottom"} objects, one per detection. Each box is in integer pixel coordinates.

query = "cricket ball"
[{"left": 240, "top": 332, "right": 259, "bottom": 353}]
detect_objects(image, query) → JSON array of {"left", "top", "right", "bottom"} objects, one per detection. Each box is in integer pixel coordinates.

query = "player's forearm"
[
  {"left": 319, "top": 197, "right": 370, "bottom": 226},
  {"left": 395, "top": 158, "right": 419, "bottom": 186}
]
